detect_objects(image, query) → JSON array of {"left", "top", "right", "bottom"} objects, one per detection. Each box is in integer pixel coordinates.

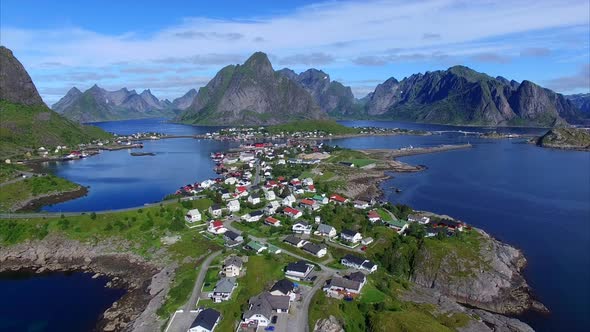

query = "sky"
[{"left": 1, "top": 0, "right": 589, "bottom": 105}]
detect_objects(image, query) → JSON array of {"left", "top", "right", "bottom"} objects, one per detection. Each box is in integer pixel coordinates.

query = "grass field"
[{"left": 0, "top": 175, "right": 79, "bottom": 211}]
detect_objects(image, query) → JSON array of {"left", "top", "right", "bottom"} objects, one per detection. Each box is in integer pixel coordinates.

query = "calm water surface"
[{"left": 31, "top": 118, "right": 590, "bottom": 331}]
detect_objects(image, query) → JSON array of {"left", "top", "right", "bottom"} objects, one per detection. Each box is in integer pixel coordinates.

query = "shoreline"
[{"left": 14, "top": 186, "right": 88, "bottom": 212}]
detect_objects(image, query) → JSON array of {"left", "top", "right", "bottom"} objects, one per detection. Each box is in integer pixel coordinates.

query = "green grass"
[
  {"left": 377, "top": 208, "right": 394, "bottom": 222},
  {"left": 0, "top": 100, "right": 112, "bottom": 159},
  {"left": 202, "top": 267, "right": 220, "bottom": 292},
  {"left": 346, "top": 158, "right": 376, "bottom": 167},
  {"left": 0, "top": 163, "right": 28, "bottom": 183},
  {"left": 0, "top": 175, "right": 79, "bottom": 211},
  {"left": 267, "top": 120, "right": 359, "bottom": 135},
  {"left": 157, "top": 263, "right": 199, "bottom": 318},
  {"left": 360, "top": 281, "right": 388, "bottom": 304}
]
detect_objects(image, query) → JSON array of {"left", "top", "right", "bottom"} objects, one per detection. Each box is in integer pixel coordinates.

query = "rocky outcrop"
[
  {"left": 0, "top": 234, "right": 173, "bottom": 332},
  {"left": 0, "top": 46, "right": 45, "bottom": 106},
  {"left": 171, "top": 88, "right": 198, "bottom": 110},
  {"left": 363, "top": 65, "right": 583, "bottom": 126},
  {"left": 566, "top": 93, "right": 590, "bottom": 115},
  {"left": 177, "top": 52, "right": 325, "bottom": 125},
  {"left": 535, "top": 127, "right": 590, "bottom": 150},
  {"left": 53, "top": 85, "right": 175, "bottom": 122},
  {"left": 411, "top": 227, "right": 547, "bottom": 315},
  {"left": 313, "top": 315, "right": 344, "bottom": 332},
  {"left": 402, "top": 285, "right": 535, "bottom": 332}
]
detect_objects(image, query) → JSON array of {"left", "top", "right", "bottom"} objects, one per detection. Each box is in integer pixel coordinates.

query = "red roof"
[
  {"left": 368, "top": 210, "right": 380, "bottom": 219},
  {"left": 277, "top": 176, "right": 285, "bottom": 181},
  {"left": 211, "top": 220, "right": 224, "bottom": 228},
  {"left": 236, "top": 186, "right": 247, "bottom": 193},
  {"left": 308, "top": 185, "right": 315, "bottom": 190},
  {"left": 300, "top": 199, "right": 315, "bottom": 206},
  {"left": 284, "top": 207, "right": 300, "bottom": 215},
  {"left": 265, "top": 217, "right": 280, "bottom": 224},
  {"left": 329, "top": 194, "right": 347, "bottom": 203}
]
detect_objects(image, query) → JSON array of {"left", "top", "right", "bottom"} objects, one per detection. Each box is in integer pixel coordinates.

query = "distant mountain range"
[
  {"left": 0, "top": 46, "right": 111, "bottom": 158},
  {"left": 51, "top": 51, "right": 587, "bottom": 127}
]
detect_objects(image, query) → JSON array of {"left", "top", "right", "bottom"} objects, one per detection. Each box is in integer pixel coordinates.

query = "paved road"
[
  {"left": 165, "top": 250, "right": 222, "bottom": 332},
  {"left": 299, "top": 274, "right": 329, "bottom": 332},
  {"left": 0, "top": 171, "right": 38, "bottom": 188},
  {"left": 0, "top": 195, "right": 204, "bottom": 219}
]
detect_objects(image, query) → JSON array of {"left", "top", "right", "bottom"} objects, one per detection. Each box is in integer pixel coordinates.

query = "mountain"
[
  {"left": 0, "top": 46, "right": 111, "bottom": 158},
  {"left": 53, "top": 86, "right": 176, "bottom": 122},
  {"left": 177, "top": 52, "right": 324, "bottom": 125},
  {"left": 566, "top": 93, "right": 590, "bottom": 116},
  {"left": 277, "top": 68, "right": 363, "bottom": 117},
  {"left": 363, "top": 65, "right": 584, "bottom": 127},
  {"left": 171, "top": 89, "right": 197, "bottom": 110}
]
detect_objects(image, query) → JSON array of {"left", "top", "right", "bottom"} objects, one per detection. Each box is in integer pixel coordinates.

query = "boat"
[{"left": 130, "top": 152, "right": 155, "bottom": 156}]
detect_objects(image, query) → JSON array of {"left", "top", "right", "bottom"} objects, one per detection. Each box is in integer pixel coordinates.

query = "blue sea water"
[
  {"left": 20, "top": 118, "right": 590, "bottom": 331},
  {"left": 0, "top": 272, "right": 125, "bottom": 332}
]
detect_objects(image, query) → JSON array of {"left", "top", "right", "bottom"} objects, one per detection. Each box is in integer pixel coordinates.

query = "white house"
[
  {"left": 242, "top": 292, "right": 290, "bottom": 327},
  {"left": 188, "top": 308, "right": 221, "bottom": 332},
  {"left": 208, "top": 220, "right": 227, "bottom": 234},
  {"left": 247, "top": 194, "right": 261, "bottom": 205},
  {"left": 340, "top": 229, "right": 363, "bottom": 244},
  {"left": 316, "top": 224, "right": 337, "bottom": 238},
  {"left": 285, "top": 260, "right": 314, "bottom": 281},
  {"left": 241, "top": 210, "right": 264, "bottom": 222},
  {"left": 224, "top": 177, "right": 238, "bottom": 185},
  {"left": 302, "top": 242, "right": 327, "bottom": 258},
  {"left": 227, "top": 200, "right": 240, "bottom": 213},
  {"left": 323, "top": 272, "right": 366, "bottom": 299},
  {"left": 264, "top": 200, "right": 281, "bottom": 215},
  {"left": 185, "top": 209, "right": 202, "bottom": 223},
  {"left": 264, "top": 190, "right": 276, "bottom": 201},
  {"left": 367, "top": 210, "right": 381, "bottom": 223},
  {"left": 292, "top": 221, "right": 312, "bottom": 235},
  {"left": 353, "top": 200, "right": 370, "bottom": 209},
  {"left": 408, "top": 214, "right": 431, "bottom": 224},
  {"left": 282, "top": 194, "right": 296, "bottom": 207},
  {"left": 200, "top": 179, "right": 215, "bottom": 189},
  {"left": 223, "top": 256, "right": 243, "bottom": 277},
  {"left": 284, "top": 207, "right": 303, "bottom": 220},
  {"left": 209, "top": 204, "right": 223, "bottom": 218},
  {"left": 341, "top": 254, "right": 378, "bottom": 273},
  {"left": 283, "top": 235, "right": 307, "bottom": 248},
  {"left": 302, "top": 178, "right": 314, "bottom": 186},
  {"left": 264, "top": 216, "right": 281, "bottom": 227},
  {"left": 270, "top": 279, "right": 297, "bottom": 301},
  {"left": 210, "top": 277, "right": 237, "bottom": 302}
]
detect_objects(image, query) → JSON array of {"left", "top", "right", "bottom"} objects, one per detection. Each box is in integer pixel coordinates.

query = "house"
[
  {"left": 305, "top": 184, "right": 316, "bottom": 193},
  {"left": 264, "top": 216, "right": 281, "bottom": 227},
  {"left": 188, "top": 308, "right": 221, "bottom": 332},
  {"left": 302, "top": 242, "right": 327, "bottom": 258},
  {"left": 384, "top": 219, "right": 409, "bottom": 234},
  {"left": 299, "top": 199, "right": 319, "bottom": 211},
  {"left": 292, "top": 221, "right": 312, "bottom": 235},
  {"left": 302, "top": 178, "right": 314, "bottom": 186},
  {"left": 282, "top": 194, "right": 296, "bottom": 207},
  {"left": 329, "top": 194, "right": 348, "bottom": 204},
  {"left": 241, "top": 210, "right": 264, "bottom": 222},
  {"left": 316, "top": 224, "right": 337, "bottom": 238},
  {"left": 223, "top": 256, "right": 243, "bottom": 277},
  {"left": 247, "top": 240, "right": 267, "bottom": 254},
  {"left": 293, "top": 185, "right": 305, "bottom": 195},
  {"left": 285, "top": 260, "right": 314, "bottom": 281},
  {"left": 353, "top": 200, "right": 370, "bottom": 209},
  {"left": 266, "top": 244, "right": 282, "bottom": 254},
  {"left": 235, "top": 186, "right": 248, "bottom": 197},
  {"left": 338, "top": 161, "right": 355, "bottom": 167},
  {"left": 264, "top": 190, "right": 276, "bottom": 201},
  {"left": 264, "top": 200, "right": 281, "bottom": 215},
  {"left": 312, "top": 195, "right": 329, "bottom": 205},
  {"left": 223, "top": 231, "right": 244, "bottom": 248},
  {"left": 323, "top": 272, "right": 367, "bottom": 298},
  {"left": 247, "top": 194, "right": 261, "bottom": 205},
  {"left": 284, "top": 207, "right": 303, "bottom": 220},
  {"left": 434, "top": 219, "right": 465, "bottom": 232},
  {"left": 367, "top": 210, "right": 381, "bottom": 223},
  {"left": 201, "top": 179, "right": 215, "bottom": 188},
  {"left": 270, "top": 279, "right": 297, "bottom": 301},
  {"left": 207, "top": 220, "right": 227, "bottom": 234},
  {"left": 340, "top": 229, "right": 363, "bottom": 244},
  {"left": 227, "top": 200, "right": 240, "bottom": 213},
  {"left": 209, "top": 204, "right": 223, "bottom": 218},
  {"left": 242, "top": 292, "right": 290, "bottom": 327},
  {"left": 224, "top": 177, "right": 238, "bottom": 185},
  {"left": 185, "top": 209, "right": 202, "bottom": 223},
  {"left": 408, "top": 214, "right": 431, "bottom": 224},
  {"left": 341, "top": 254, "right": 378, "bottom": 273},
  {"left": 220, "top": 189, "right": 232, "bottom": 201},
  {"left": 361, "top": 237, "right": 374, "bottom": 246},
  {"left": 283, "top": 235, "right": 306, "bottom": 248},
  {"left": 210, "top": 277, "right": 237, "bottom": 302}
]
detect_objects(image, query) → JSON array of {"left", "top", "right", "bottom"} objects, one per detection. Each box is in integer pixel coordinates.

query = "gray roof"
[
  {"left": 245, "top": 292, "right": 290, "bottom": 320},
  {"left": 214, "top": 277, "right": 236, "bottom": 294},
  {"left": 286, "top": 260, "right": 312, "bottom": 274},
  {"left": 302, "top": 242, "right": 324, "bottom": 255},
  {"left": 270, "top": 279, "right": 295, "bottom": 295},
  {"left": 224, "top": 231, "right": 242, "bottom": 241},
  {"left": 341, "top": 229, "right": 359, "bottom": 237},
  {"left": 190, "top": 308, "right": 220, "bottom": 330},
  {"left": 317, "top": 223, "right": 335, "bottom": 234},
  {"left": 224, "top": 256, "right": 243, "bottom": 268},
  {"left": 347, "top": 271, "right": 366, "bottom": 283},
  {"left": 284, "top": 235, "right": 303, "bottom": 246},
  {"left": 329, "top": 276, "right": 362, "bottom": 292}
]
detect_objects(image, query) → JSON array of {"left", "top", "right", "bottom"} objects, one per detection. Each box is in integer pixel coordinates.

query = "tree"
[{"left": 90, "top": 212, "right": 97, "bottom": 220}]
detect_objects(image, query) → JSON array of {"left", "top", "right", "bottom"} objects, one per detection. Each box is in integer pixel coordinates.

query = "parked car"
[
  {"left": 271, "top": 316, "right": 278, "bottom": 324},
  {"left": 265, "top": 326, "right": 275, "bottom": 331}
]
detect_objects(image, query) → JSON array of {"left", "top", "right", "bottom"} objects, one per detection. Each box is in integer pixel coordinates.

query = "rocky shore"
[
  {"left": 14, "top": 185, "right": 88, "bottom": 212},
  {"left": 0, "top": 234, "right": 173, "bottom": 331}
]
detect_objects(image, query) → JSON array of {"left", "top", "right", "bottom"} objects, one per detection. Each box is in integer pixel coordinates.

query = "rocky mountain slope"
[
  {"left": 0, "top": 46, "right": 111, "bottom": 158},
  {"left": 53, "top": 85, "right": 176, "bottom": 123},
  {"left": 277, "top": 68, "right": 362, "bottom": 117},
  {"left": 361, "top": 65, "right": 583, "bottom": 127},
  {"left": 171, "top": 88, "right": 197, "bottom": 110},
  {"left": 566, "top": 93, "right": 590, "bottom": 115},
  {"left": 177, "top": 52, "right": 325, "bottom": 125}
]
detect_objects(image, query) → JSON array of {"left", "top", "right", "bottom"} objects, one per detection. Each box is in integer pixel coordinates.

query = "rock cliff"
[{"left": 0, "top": 46, "right": 45, "bottom": 106}]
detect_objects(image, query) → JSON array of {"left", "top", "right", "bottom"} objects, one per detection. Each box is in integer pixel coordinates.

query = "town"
[{"left": 165, "top": 139, "right": 468, "bottom": 332}]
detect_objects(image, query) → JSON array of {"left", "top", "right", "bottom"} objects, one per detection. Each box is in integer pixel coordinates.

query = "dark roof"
[
  {"left": 341, "top": 229, "right": 358, "bottom": 237},
  {"left": 219, "top": 189, "right": 229, "bottom": 194},
  {"left": 284, "top": 235, "right": 302, "bottom": 246},
  {"left": 211, "top": 204, "right": 222, "bottom": 210},
  {"left": 342, "top": 254, "right": 365, "bottom": 266},
  {"left": 361, "top": 260, "right": 376, "bottom": 270},
  {"left": 250, "top": 193, "right": 260, "bottom": 198},
  {"left": 294, "top": 221, "right": 309, "bottom": 227},
  {"left": 286, "top": 260, "right": 312, "bottom": 273},
  {"left": 270, "top": 279, "right": 295, "bottom": 295},
  {"left": 347, "top": 271, "right": 366, "bottom": 283},
  {"left": 329, "top": 276, "right": 361, "bottom": 291},
  {"left": 250, "top": 210, "right": 264, "bottom": 216},
  {"left": 190, "top": 308, "right": 220, "bottom": 330},
  {"left": 302, "top": 242, "right": 324, "bottom": 255},
  {"left": 224, "top": 230, "right": 242, "bottom": 241},
  {"left": 224, "top": 256, "right": 243, "bottom": 268}
]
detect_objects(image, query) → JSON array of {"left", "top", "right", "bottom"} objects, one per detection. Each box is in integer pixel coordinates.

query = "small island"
[{"left": 535, "top": 127, "right": 590, "bottom": 151}]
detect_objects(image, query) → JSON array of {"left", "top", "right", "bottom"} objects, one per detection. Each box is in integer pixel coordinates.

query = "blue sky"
[{"left": 1, "top": 0, "right": 589, "bottom": 105}]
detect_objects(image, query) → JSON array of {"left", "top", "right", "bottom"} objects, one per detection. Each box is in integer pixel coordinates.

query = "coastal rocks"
[
  {"left": 402, "top": 285, "right": 534, "bottom": 332},
  {"left": 0, "top": 234, "right": 170, "bottom": 332},
  {"left": 411, "top": 228, "right": 548, "bottom": 315},
  {"left": 313, "top": 315, "right": 345, "bottom": 332},
  {"left": 11, "top": 185, "right": 88, "bottom": 212},
  {"left": 535, "top": 127, "right": 590, "bottom": 151}
]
